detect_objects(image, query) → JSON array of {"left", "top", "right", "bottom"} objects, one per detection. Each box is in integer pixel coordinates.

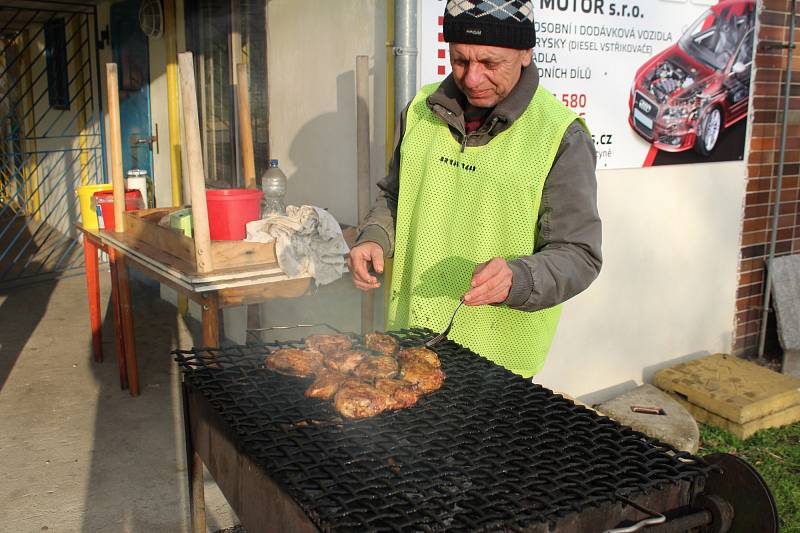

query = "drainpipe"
[
  {"left": 393, "top": 0, "right": 417, "bottom": 120},
  {"left": 757, "top": 0, "right": 796, "bottom": 360}
]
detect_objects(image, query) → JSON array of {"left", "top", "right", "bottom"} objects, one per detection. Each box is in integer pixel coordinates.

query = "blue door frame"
[{"left": 110, "top": 0, "right": 153, "bottom": 180}]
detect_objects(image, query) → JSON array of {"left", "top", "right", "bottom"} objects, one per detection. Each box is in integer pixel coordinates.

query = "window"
[
  {"left": 44, "top": 18, "right": 70, "bottom": 110},
  {"left": 185, "top": 0, "right": 269, "bottom": 187}
]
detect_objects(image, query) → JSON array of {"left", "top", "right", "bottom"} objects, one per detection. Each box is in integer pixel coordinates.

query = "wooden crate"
[{"left": 123, "top": 208, "right": 278, "bottom": 273}]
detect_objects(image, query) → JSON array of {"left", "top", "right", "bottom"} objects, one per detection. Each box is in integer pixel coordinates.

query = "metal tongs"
[{"left": 425, "top": 297, "right": 465, "bottom": 348}]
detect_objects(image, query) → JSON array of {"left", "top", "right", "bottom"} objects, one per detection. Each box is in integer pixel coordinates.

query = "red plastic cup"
[{"left": 205, "top": 189, "right": 264, "bottom": 240}]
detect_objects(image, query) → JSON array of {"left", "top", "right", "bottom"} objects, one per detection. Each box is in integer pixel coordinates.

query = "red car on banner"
[{"left": 628, "top": 0, "right": 755, "bottom": 155}]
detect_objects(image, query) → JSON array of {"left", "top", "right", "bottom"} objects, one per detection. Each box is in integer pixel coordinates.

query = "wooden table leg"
[
  {"left": 83, "top": 236, "right": 103, "bottom": 362},
  {"left": 116, "top": 253, "right": 139, "bottom": 397},
  {"left": 201, "top": 292, "right": 220, "bottom": 348},
  {"left": 108, "top": 248, "right": 128, "bottom": 390},
  {"left": 247, "top": 303, "right": 261, "bottom": 343}
]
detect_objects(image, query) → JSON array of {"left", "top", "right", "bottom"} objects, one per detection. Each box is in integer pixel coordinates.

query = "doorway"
[{"left": 110, "top": 0, "right": 154, "bottom": 182}]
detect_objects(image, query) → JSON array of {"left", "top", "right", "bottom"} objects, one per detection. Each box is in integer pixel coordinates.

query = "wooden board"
[
  {"left": 218, "top": 277, "right": 312, "bottom": 307},
  {"left": 125, "top": 209, "right": 196, "bottom": 264},
  {"left": 122, "top": 209, "right": 277, "bottom": 271},
  {"left": 654, "top": 353, "right": 800, "bottom": 425}
]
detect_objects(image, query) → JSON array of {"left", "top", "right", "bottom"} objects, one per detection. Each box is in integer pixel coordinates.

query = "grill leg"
[
  {"left": 182, "top": 383, "right": 207, "bottom": 533},
  {"left": 191, "top": 451, "right": 207, "bottom": 533}
]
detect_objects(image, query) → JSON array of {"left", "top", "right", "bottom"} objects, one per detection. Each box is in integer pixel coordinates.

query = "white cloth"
[{"left": 245, "top": 205, "right": 349, "bottom": 286}]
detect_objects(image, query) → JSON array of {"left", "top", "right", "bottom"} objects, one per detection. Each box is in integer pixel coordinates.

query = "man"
[{"left": 348, "top": 0, "right": 602, "bottom": 378}]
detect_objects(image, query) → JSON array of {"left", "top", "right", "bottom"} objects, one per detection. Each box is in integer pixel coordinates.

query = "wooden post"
[
  {"left": 106, "top": 64, "right": 126, "bottom": 232},
  {"left": 178, "top": 52, "right": 214, "bottom": 273},
  {"left": 236, "top": 63, "right": 257, "bottom": 189},
  {"left": 356, "top": 55, "right": 374, "bottom": 334}
]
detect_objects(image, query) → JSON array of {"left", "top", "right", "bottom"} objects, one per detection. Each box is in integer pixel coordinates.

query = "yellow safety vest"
[{"left": 388, "top": 82, "right": 579, "bottom": 377}]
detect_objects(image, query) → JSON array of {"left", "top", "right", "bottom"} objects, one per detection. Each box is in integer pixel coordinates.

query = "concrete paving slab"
[
  {"left": 596, "top": 384, "right": 700, "bottom": 453},
  {"left": 654, "top": 353, "right": 800, "bottom": 439},
  {"left": 654, "top": 353, "right": 800, "bottom": 424}
]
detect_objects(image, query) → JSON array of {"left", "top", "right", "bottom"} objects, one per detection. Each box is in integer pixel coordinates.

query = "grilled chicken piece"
[
  {"left": 398, "top": 346, "right": 441, "bottom": 368},
  {"left": 305, "top": 369, "right": 348, "bottom": 400},
  {"left": 364, "top": 332, "right": 400, "bottom": 356},
  {"left": 400, "top": 360, "right": 445, "bottom": 394},
  {"left": 374, "top": 378, "right": 420, "bottom": 410},
  {"left": 325, "top": 349, "right": 369, "bottom": 374},
  {"left": 265, "top": 347, "right": 323, "bottom": 377},
  {"left": 354, "top": 355, "right": 399, "bottom": 380},
  {"left": 333, "top": 380, "right": 390, "bottom": 419},
  {"left": 304, "top": 333, "right": 353, "bottom": 356}
]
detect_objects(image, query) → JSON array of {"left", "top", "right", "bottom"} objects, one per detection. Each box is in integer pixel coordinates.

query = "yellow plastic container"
[{"left": 77, "top": 183, "right": 113, "bottom": 230}]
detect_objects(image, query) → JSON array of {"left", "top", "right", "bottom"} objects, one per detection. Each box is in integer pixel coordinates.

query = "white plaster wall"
[
  {"left": 536, "top": 161, "right": 747, "bottom": 403},
  {"left": 155, "top": 2, "right": 747, "bottom": 398},
  {"left": 266, "top": 0, "right": 388, "bottom": 227},
  {"left": 266, "top": 1, "right": 747, "bottom": 402}
]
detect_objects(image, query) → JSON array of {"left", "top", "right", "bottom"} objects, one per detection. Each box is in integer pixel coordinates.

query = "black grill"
[{"left": 174, "top": 329, "right": 715, "bottom": 532}]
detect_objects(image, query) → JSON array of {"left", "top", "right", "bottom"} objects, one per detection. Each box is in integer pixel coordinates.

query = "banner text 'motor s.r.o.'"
[{"left": 539, "top": 0, "right": 607, "bottom": 14}]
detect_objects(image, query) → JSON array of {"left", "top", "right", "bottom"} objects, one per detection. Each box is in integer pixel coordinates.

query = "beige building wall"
[
  {"left": 97, "top": 1, "right": 746, "bottom": 405},
  {"left": 266, "top": 0, "right": 388, "bottom": 227},
  {"left": 538, "top": 161, "right": 747, "bottom": 402}
]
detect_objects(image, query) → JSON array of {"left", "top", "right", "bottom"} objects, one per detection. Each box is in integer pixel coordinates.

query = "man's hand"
[
  {"left": 463, "top": 257, "right": 513, "bottom": 306},
  {"left": 347, "top": 242, "right": 385, "bottom": 291}
]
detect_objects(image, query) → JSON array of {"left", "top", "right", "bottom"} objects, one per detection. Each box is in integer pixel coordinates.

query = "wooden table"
[{"left": 77, "top": 224, "right": 312, "bottom": 396}]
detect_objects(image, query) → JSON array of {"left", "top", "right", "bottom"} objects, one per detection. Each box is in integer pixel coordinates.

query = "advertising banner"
[{"left": 420, "top": 0, "right": 756, "bottom": 169}]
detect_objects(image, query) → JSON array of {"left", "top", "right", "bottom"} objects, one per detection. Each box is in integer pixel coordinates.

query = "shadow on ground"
[{"left": 80, "top": 279, "right": 237, "bottom": 532}]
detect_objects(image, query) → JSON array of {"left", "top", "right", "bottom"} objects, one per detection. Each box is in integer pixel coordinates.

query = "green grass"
[{"left": 698, "top": 422, "right": 800, "bottom": 532}]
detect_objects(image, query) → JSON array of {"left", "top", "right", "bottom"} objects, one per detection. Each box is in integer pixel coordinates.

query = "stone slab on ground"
[
  {"left": 671, "top": 396, "right": 800, "bottom": 440},
  {"left": 654, "top": 353, "right": 800, "bottom": 440},
  {"left": 596, "top": 384, "right": 699, "bottom": 453},
  {"left": 771, "top": 255, "right": 800, "bottom": 377}
]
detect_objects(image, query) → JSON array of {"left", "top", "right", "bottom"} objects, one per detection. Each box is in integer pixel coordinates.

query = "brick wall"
[{"left": 735, "top": 0, "right": 800, "bottom": 356}]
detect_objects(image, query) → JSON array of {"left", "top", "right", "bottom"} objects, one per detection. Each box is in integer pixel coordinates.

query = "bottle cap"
[{"left": 269, "top": 159, "right": 279, "bottom": 167}]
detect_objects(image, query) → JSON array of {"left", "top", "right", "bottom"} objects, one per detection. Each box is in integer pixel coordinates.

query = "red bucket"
[
  {"left": 93, "top": 189, "right": 145, "bottom": 231},
  {"left": 206, "top": 189, "right": 264, "bottom": 240}
]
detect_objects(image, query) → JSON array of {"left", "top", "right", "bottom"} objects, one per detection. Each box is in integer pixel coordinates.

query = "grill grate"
[{"left": 175, "top": 329, "right": 715, "bottom": 532}]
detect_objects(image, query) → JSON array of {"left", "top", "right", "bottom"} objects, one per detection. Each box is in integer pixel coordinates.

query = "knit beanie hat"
[{"left": 443, "top": 0, "right": 535, "bottom": 50}]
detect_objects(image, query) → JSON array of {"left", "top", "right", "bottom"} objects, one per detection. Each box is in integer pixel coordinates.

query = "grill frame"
[{"left": 176, "top": 329, "right": 716, "bottom": 532}]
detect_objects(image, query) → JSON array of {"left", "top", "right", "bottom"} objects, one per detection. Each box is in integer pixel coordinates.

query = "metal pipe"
[
  {"left": 164, "top": 0, "right": 183, "bottom": 206},
  {"left": 92, "top": 5, "right": 108, "bottom": 184},
  {"left": 393, "top": 0, "right": 417, "bottom": 120},
  {"left": 758, "top": 0, "right": 796, "bottom": 359},
  {"left": 357, "top": 55, "right": 374, "bottom": 334}
]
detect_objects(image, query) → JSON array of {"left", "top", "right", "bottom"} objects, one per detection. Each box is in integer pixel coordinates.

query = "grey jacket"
[{"left": 355, "top": 65, "right": 602, "bottom": 311}]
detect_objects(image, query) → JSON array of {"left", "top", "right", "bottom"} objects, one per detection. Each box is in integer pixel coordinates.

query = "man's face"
[{"left": 449, "top": 43, "right": 532, "bottom": 108}]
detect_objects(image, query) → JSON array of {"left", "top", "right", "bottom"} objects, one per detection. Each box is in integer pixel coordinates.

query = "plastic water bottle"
[{"left": 261, "top": 159, "right": 287, "bottom": 217}]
